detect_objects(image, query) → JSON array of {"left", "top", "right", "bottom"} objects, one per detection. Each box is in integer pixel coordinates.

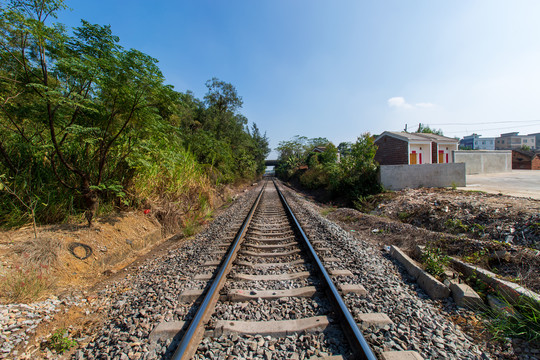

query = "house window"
[{"left": 524, "top": 139, "right": 528, "bottom": 143}]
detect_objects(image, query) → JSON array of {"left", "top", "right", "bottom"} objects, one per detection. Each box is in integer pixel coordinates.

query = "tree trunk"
[{"left": 81, "top": 178, "right": 99, "bottom": 227}]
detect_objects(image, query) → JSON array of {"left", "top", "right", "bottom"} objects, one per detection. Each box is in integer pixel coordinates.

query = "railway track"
[{"left": 170, "top": 180, "right": 378, "bottom": 359}]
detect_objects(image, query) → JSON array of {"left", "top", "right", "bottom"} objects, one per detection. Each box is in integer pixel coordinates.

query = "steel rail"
[
  {"left": 171, "top": 181, "right": 267, "bottom": 360},
  {"left": 274, "top": 180, "right": 377, "bottom": 360}
]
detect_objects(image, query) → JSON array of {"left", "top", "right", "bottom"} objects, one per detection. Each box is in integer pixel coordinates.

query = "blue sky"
[{"left": 58, "top": 0, "right": 540, "bottom": 157}]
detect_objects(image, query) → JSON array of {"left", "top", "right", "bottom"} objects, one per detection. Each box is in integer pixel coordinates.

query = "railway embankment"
[{"left": 1, "top": 182, "right": 538, "bottom": 359}]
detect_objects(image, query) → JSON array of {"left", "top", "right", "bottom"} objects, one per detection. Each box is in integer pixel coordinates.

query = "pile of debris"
[{"left": 370, "top": 188, "right": 540, "bottom": 250}]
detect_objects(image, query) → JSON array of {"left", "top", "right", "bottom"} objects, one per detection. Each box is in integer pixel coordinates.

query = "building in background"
[
  {"left": 460, "top": 134, "right": 479, "bottom": 149},
  {"left": 374, "top": 131, "right": 459, "bottom": 165},
  {"left": 495, "top": 132, "right": 536, "bottom": 150},
  {"left": 529, "top": 132, "right": 540, "bottom": 149},
  {"left": 459, "top": 134, "right": 495, "bottom": 150},
  {"left": 473, "top": 137, "right": 496, "bottom": 150}
]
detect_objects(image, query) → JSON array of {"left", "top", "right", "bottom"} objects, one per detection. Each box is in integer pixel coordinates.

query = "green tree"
[
  {"left": 416, "top": 123, "right": 443, "bottom": 136},
  {"left": 330, "top": 133, "right": 381, "bottom": 200},
  {"left": 337, "top": 142, "right": 352, "bottom": 157},
  {"left": 250, "top": 123, "right": 270, "bottom": 175},
  {"left": 0, "top": 0, "right": 168, "bottom": 225},
  {"left": 318, "top": 143, "right": 338, "bottom": 166}
]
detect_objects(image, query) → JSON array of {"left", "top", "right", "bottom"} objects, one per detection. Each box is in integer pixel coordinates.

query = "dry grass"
[
  {"left": 14, "top": 236, "right": 63, "bottom": 267},
  {"left": 0, "top": 236, "right": 61, "bottom": 303},
  {"left": 1, "top": 265, "right": 53, "bottom": 303}
]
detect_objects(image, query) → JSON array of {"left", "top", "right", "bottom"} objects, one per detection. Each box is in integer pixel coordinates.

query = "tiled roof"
[
  {"left": 414, "top": 133, "right": 459, "bottom": 143},
  {"left": 382, "top": 131, "right": 432, "bottom": 142},
  {"left": 378, "top": 131, "right": 458, "bottom": 143}
]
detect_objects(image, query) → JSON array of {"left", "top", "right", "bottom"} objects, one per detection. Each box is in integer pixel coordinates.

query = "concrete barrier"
[
  {"left": 453, "top": 150, "right": 511, "bottom": 174},
  {"left": 379, "top": 163, "right": 466, "bottom": 190},
  {"left": 390, "top": 246, "right": 451, "bottom": 300},
  {"left": 450, "top": 257, "right": 540, "bottom": 306}
]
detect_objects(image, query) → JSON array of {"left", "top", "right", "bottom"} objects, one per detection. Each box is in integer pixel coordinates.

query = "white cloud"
[
  {"left": 387, "top": 97, "right": 435, "bottom": 109},
  {"left": 388, "top": 96, "right": 412, "bottom": 109}
]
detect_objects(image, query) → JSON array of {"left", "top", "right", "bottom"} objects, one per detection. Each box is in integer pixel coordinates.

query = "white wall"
[
  {"left": 453, "top": 150, "right": 511, "bottom": 174},
  {"left": 379, "top": 163, "right": 466, "bottom": 190}
]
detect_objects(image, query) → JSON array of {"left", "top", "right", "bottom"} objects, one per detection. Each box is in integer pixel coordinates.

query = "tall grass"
[
  {"left": 485, "top": 295, "right": 540, "bottom": 342},
  {"left": 131, "top": 142, "right": 214, "bottom": 235}
]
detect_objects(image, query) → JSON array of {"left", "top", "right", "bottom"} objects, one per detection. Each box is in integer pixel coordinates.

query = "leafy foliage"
[
  {"left": 421, "top": 246, "right": 450, "bottom": 277},
  {"left": 275, "top": 133, "right": 381, "bottom": 203},
  {"left": 416, "top": 123, "right": 443, "bottom": 135},
  {"left": 44, "top": 329, "right": 77, "bottom": 354},
  {"left": 0, "top": 0, "right": 270, "bottom": 228}
]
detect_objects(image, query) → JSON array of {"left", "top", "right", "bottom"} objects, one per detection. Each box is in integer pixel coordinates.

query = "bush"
[{"left": 299, "top": 166, "right": 329, "bottom": 189}]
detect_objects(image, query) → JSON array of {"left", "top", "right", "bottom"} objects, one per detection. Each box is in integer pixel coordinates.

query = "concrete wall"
[
  {"left": 453, "top": 150, "right": 511, "bottom": 175},
  {"left": 379, "top": 163, "right": 466, "bottom": 190}
]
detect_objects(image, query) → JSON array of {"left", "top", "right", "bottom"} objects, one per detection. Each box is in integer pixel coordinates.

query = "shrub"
[{"left": 299, "top": 166, "right": 329, "bottom": 189}]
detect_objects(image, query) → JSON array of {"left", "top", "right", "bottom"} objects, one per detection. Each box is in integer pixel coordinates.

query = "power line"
[
  {"left": 443, "top": 123, "right": 540, "bottom": 134},
  {"left": 427, "top": 120, "right": 540, "bottom": 126}
]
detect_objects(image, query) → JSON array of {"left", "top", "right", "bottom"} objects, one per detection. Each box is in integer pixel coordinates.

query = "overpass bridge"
[{"left": 265, "top": 159, "right": 278, "bottom": 167}]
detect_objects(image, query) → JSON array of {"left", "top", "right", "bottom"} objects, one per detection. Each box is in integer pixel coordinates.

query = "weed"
[
  {"left": 421, "top": 246, "right": 450, "bottom": 278},
  {"left": 451, "top": 182, "right": 457, "bottom": 190},
  {"left": 14, "top": 237, "right": 63, "bottom": 268},
  {"left": 484, "top": 295, "right": 540, "bottom": 342},
  {"left": 320, "top": 207, "right": 336, "bottom": 216},
  {"left": 397, "top": 211, "right": 411, "bottom": 221},
  {"left": 353, "top": 194, "right": 377, "bottom": 213},
  {"left": 463, "top": 249, "right": 488, "bottom": 264},
  {"left": 182, "top": 216, "right": 199, "bottom": 237},
  {"left": 2, "top": 265, "right": 52, "bottom": 303},
  {"left": 470, "top": 223, "right": 486, "bottom": 235},
  {"left": 444, "top": 218, "right": 469, "bottom": 233},
  {"left": 465, "top": 271, "right": 494, "bottom": 298},
  {"left": 529, "top": 222, "right": 540, "bottom": 235},
  {"left": 43, "top": 329, "right": 77, "bottom": 354}
]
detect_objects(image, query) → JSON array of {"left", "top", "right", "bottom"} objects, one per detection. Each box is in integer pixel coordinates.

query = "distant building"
[
  {"left": 374, "top": 131, "right": 459, "bottom": 165},
  {"left": 459, "top": 134, "right": 495, "bottom": 150},
  {"left": 460, "top": 134, "right": 479, "bottom": 149},
  {"left": 528, "top": 133, "right": 540, "bottom": 149},
  {"left": 495, "top": 132, "right": 536, "bottom": 150},
  {"left": 473, "top": 137, "right": 496, "bottom": 150}
]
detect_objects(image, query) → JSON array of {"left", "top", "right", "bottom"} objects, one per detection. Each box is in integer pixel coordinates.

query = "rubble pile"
[{"left": 371, "top": 188, "right": 540, "bottom": 250}]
